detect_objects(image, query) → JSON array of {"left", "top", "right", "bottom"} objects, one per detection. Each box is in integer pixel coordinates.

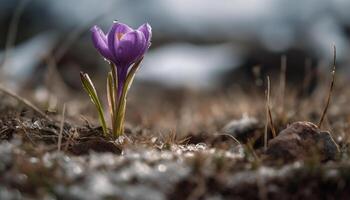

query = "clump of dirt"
[{"left": 0, "top": 105, "right": 121, "bottom": 156}]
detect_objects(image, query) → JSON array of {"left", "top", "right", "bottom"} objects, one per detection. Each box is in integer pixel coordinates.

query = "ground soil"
[{"left": 0, "top": 73, "right": 350, "bottom": 200}]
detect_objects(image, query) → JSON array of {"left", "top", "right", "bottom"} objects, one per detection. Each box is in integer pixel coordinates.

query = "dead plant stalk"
[
  {"left": 318, "top": 45, "right": 336, "bottom": 128},
  {"left": 58, "top": 103, "right": 66, "bottom": 151},
  {"left": 0, "top": 84, "right": 51, "bottom": 121}
]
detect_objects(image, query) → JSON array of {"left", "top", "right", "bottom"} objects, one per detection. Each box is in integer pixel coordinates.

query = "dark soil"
[{"left": 1, "top": 74, "right": 350, "bottom": 200}]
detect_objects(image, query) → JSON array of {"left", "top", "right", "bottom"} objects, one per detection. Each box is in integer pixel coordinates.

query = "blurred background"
[{"left": 0, "top": 0, "right": 350, "bottom": 112}]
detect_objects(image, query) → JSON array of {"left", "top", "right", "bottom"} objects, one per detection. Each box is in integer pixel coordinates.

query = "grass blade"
[{"left": 318, "top": 45, "right": 336, "bottom": 128}]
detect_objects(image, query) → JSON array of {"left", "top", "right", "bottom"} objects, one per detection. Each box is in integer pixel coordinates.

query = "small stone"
[
  {"left": 266, "top": 121, "right": 339, "bottom": 162},
  {"left": 221, "top": 115, "right": 261, "bottom": 143}
]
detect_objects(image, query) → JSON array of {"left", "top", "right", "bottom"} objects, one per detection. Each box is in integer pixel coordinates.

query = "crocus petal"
[
  {"left": 107, "top": 22, "right": 134, "bottom": 58},
  {"left": 137, "top": 23, "right": 152, "bottom": 44},
  {"left": 91, "top": 26, "right": 114, "bottom": 61},
  {"left": 114, "top": 30, "right": 147, "bottom": 67}
]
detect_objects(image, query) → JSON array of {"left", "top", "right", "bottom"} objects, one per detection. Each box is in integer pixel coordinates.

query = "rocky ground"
[{"left": 0, "top": 71, "right": 350, "bottom": 200}]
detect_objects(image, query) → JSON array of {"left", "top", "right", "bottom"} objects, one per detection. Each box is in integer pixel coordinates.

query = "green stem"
[
  {"left": 107, "top": 72, "right": 116, "bottom": 134},
  {"left": 114, "top": 58, "right": 143, "bottom": 137}
]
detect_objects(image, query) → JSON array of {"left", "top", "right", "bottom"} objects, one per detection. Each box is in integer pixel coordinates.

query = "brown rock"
[{"left": 266, "top": 121, "right": 339, "bottom": 162}]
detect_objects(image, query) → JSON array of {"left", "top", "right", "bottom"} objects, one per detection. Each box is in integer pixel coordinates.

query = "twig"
[
  {"left": 318, "top": 45, "right": 336, "bottom": 128},
  {"left": 214, "top": 133, "right": 241, "bottom": 145},
  {"left": 246, "top": 139, "right": 260, "bottom": 161},
  {"left": 266, "top": 76, "right": 277, "bottom": 137},
  {"left": 58, "top": 103, "right": 66, "bottom": 152},
  {"left": 18, "top": 121, "right": 36, "bottom": 146},
  {"left": 64, "top": 129, "right": 75, "bottom": 152},
  {"left": 0, "top": 84, "right": 51, "bottom": 121},
  {"left": 0, "top": 0, "right": 31, "bottom": 69},
  {"left": 264, "top": 98, "right": 268, "bottom": 150}
]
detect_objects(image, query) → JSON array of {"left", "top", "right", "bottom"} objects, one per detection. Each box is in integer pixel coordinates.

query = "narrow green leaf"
[{"left": 80, "top": 72, "right": 108, "bottom": 136}]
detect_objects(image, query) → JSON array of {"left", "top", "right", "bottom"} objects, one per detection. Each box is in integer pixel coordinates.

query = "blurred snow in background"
[
  {"left": 139, "top": 43, "right": 240, "bottom": 89},
  {"left": 0, "top": 32, "right": 57, "bottom": 89},
  {"left": 0, "top": 0, "right": 349, "bottom": 89}
]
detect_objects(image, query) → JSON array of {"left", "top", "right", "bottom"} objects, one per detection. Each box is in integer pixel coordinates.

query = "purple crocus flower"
[{"left": 91, "top": 22, "right": 152, "bottom": 97}]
